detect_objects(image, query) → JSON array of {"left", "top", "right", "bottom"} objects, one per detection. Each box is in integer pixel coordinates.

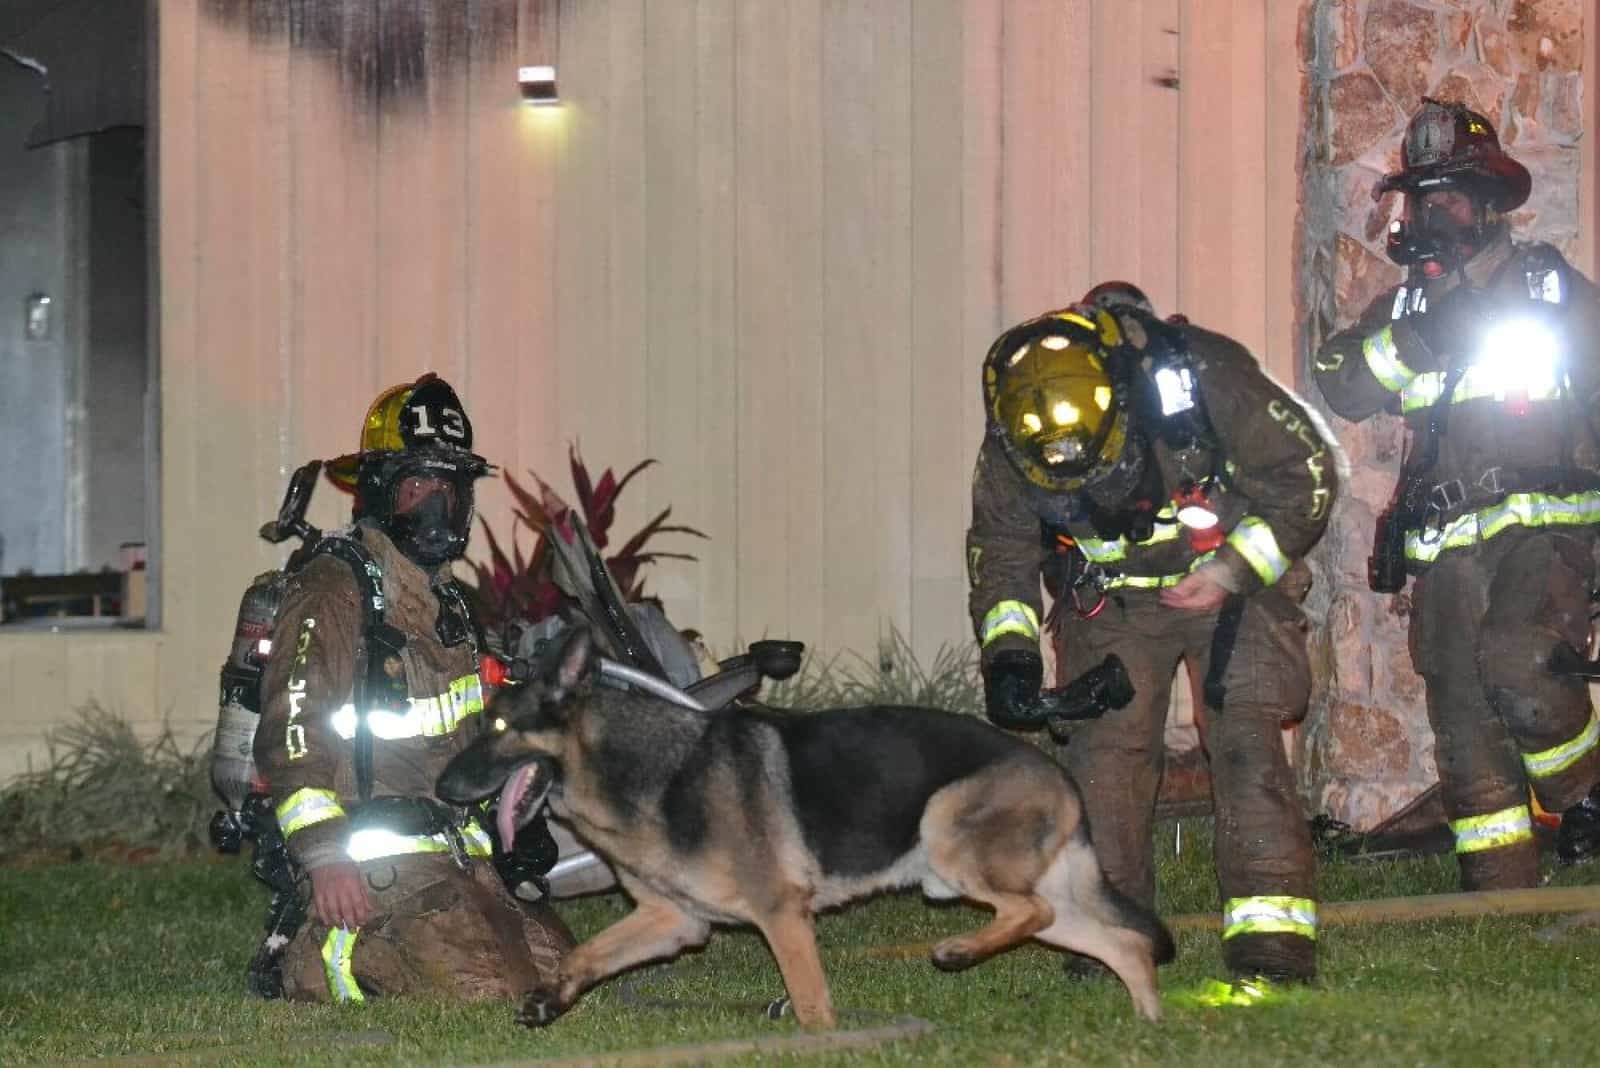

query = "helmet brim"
[
  {"left": 325, "top": 454, "right": 361, "bottom": 491},
  {"left": 1375, "top": 153, "right": 1531, "bottom": 212},
  {"left": 324, "top": 447, "right": 492, "bottom": 493}
]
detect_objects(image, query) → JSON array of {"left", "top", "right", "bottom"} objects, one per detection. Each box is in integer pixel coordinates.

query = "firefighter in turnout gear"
[
  {"left": 967, "top": 293, "right": 1337, "bottom": 985},
  {"left": 1315, "top": 99, "right": 1600, "bottom": 889},
  {"left": 255, "top": 373, "right": 572, "bottom": 1002}
]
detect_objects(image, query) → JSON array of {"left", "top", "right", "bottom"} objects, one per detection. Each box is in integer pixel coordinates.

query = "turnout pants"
[
  {"left": 1410, "top": 526, "right": 1600, "bottom": 890},
  {"left": 281, "top": 854, "right": 573, "bottom": 1003},
  {"left": 1059, "top": 585, "right": 1317, "bottom": 979}
]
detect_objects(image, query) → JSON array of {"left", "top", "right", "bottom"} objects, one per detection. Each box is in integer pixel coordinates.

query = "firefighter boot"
[
  {"left": 1223, "top": 932, "right": 1316, "bottom": 986},
  {"left": 1557, "top": 783, "right": 1600, "bottom": 865}
]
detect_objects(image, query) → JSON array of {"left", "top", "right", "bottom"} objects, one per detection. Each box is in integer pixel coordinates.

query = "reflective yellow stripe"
[
  {"left": 1225, "top": 517, "right": 1291, "bottom": 586},
  {"left": 1362, "top": 325, "right": 1417, "bottom": 393},
  {"left": 1074, "top": 504, "right": 1186, "bottom": 566},
  {"left": 1405, "top": 491, "right": 1600, "bottom": 565},
  {"left": 1100, "top": 551, "right": 1218, "bottom": 591},
  {"left": 1523, "top": 711, "right": 1600, "bottom": 779},
  {"left": 345, "top": 822, "right": 495, "bottom": 863},
  {"left": 321, "top": 926, "right": 364, "bottom": 1002},
  {"left": 980, "top": 600, "right": 1040, "bottom": 646},
  {"left": 1075, "top": 536, "right": 1127, "bottom": 563},
  {"left": 1222, "top": 896, "right": 1317, "bottom": 941},
  {"left": 276, "top": 788, "right": 345, "bottom": 837},
  {"left": 1076, "top": 524, "right": 1184, "bottom": 566},
  {"left": 1450, "top": 805, "right": 1534, "bottom": 854},
  {"left": 329, "top": 673, "right": 485, "bottom": 741},
  {"left": 1400, "top": 366, "right": 1566, "bottom": 413}
]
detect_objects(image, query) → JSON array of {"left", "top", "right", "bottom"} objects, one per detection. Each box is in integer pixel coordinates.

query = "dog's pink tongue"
[{"left": 497, "top": 764, "right": 536, "bottom": 854}]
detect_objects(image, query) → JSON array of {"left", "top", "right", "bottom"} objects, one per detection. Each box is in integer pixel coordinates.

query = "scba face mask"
[
  {"left": 1387, "top": 186, "right": 1500, "bottom": 277},
  {"left": 369, "top": 454, "right": 478, "bottom": 566}
]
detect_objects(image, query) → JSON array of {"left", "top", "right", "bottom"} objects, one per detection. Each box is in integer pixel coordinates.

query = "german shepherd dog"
[{"left": 436, "top": 628, "right": 1174, "bottom": 1028}]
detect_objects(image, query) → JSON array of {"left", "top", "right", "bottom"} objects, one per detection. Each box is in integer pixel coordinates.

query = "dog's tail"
[
  {"left": 1062, "top": 817, "right": 1177, "bottom": 966},
  {"left": 1095, "top": 843, "right": 1176, "bottom": 966}
]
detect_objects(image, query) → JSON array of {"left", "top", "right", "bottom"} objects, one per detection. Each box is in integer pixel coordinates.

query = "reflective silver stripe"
[
  {"left": 1362, "top": 325, "right": 1417, "bottom": 393},
  {"left": 1405, "top": 491, "right": 1600, "bottom": 564},
  {"left": 1076, "top": 523, "right": 1183, "bottom": 565},
  {"left": 275, "top": 788, "right": 346, "bottom": 837},
  {"left": 1076, "top": 502, "right": 1185, "bottom": 564},
  {"left": 329, "top": 673, "right": 485, "bottom": 741},
  {"left": 979, "top": 600, "right": 1040, "bottom": 646},
  {"left": 1222, "top": 896, "right": 1317, "bottom": 941},
  {"left": 1399, "top": 370, "right": 1446, "bottom": 410},
  {"left": 321, "top": 926, "right": 364, "bottom": 1002},
  {"left": 1523, "top": 711, "right": 1600, "bottom": 779},
  {"left": 346, "top": 822, "right": 495, "bottom": 863},
  {"left": 1450, "top": 805, "right": 1534, "bottom": 854},
  {"left": 1399, "top": 366, "right": 1566, "bottom": 413},
  {"left": 1075, "top": 536, "right": 1127, "bottom": 563},
  {"left": 1225, "top": 516, "right": 1291, "bottom": 586},
  {"left": 1100, "top": 551, "right": 1217, "bottom": 591},
  {"left": 1389, "top": 287, "right": 1409, "bottom": 321}
]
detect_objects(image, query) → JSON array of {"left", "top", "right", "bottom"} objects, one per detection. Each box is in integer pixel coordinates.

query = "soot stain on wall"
[{"left": 201, "top": 0, "right": 520, "bottom": 108}]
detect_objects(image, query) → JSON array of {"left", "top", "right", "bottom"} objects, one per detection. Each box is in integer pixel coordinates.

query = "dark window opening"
[{"left": 0, "top": 49, "right": 154, "bottom": 630}]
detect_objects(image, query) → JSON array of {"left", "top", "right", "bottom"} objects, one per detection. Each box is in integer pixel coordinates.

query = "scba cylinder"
[
  {"left": 211, "top": 573, "right": 284, "bottom": 811},
  {"left": 211, "top": 699, "right": 261, "bottom": 814}
]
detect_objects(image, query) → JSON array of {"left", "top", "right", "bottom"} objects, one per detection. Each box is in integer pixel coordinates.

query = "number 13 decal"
[{"left": 410, "top": 404, "right": 467, "bottom": 441}]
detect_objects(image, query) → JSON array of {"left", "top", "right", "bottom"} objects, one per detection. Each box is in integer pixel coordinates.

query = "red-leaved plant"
[{"left": 463, "top": 445, "right": 706, "bottom": 637}]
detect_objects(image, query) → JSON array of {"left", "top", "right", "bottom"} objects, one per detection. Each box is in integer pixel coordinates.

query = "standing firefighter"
[
  {"left": 967, "top": 290, "right": 1337, "bottom": 987},
  {"left": 255, "top": 373, "right": 572, "bottom": 1002},
  {"left": 1314, "top": 99, "right": 1600, "bottom": 889}
]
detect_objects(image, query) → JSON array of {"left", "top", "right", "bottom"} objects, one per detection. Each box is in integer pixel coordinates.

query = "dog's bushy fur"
[{"left": 437, "top": 629, "right": 1174, "bottom": 1028}]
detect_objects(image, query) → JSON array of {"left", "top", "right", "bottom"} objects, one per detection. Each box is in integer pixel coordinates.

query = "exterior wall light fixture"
[{"left": 519, "top": 65, "right": 558, "bottom": 105}]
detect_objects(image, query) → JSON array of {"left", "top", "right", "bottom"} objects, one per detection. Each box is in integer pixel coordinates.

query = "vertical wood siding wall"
[{"left": 0, "top": 0, "right": 1303, "bottom": 780}]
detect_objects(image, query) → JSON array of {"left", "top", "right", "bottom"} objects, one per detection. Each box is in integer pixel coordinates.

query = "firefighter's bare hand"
[
  {"left": 311, "top": 861, "right": 374, "bottom": 930},
  {"left": 1158, "top": 571, "right": 1231, "bottom": 612}
]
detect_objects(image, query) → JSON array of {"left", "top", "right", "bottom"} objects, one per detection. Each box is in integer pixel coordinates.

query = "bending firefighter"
[
  {"left": 967, "top": 285, "right": 1338, "bottom": 986},
  {"left": 254, "top": 373, "right": 572, "bottom": 1001},
  {"left": 1315, "top": 99, "right": 1600, "bottom": 889}
]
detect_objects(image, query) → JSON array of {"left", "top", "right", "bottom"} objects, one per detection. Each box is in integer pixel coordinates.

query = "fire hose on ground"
[{"left": 856, "top": 883, "right": 1600, "bottom": 961}]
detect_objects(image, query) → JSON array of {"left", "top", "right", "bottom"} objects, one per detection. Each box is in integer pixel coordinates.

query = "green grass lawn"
[{"left": 3, "top": 820, "right": 1599, "bottom": 1067}]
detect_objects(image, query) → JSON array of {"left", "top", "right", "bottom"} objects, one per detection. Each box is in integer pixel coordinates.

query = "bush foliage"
[
  {"left": 766, "top": 627, "right": 983, "bottom": 716},
  {"left": 0, "top": 705, "right": 214, "bottom": 859},
  {"left": 462, "top": 445, "right": 706, "bottom": 640}
]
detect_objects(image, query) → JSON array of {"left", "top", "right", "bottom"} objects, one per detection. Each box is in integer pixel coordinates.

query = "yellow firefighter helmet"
[{"left": 983, "top": 306, "right": 1128, "bottom": 493}]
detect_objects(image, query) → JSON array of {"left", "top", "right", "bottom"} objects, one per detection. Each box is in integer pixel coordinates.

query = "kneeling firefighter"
[
  {"left": 251, "top": 373, "right": 572, "bottom": 1002},
  {"left": 1315, "top": 99, "right": 1600, "bottom": 889},
  {"left": 967, "top": 287, "right": 1338, "bottom": 986}
]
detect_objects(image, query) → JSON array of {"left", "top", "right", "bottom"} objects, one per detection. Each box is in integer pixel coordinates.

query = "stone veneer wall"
[{"left": 1298, "top": 0, "right": 1587, "bottom": 830}]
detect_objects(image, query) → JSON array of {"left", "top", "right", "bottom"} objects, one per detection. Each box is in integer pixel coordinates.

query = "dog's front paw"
[{"left": 518, "top": 985, "right": 570, "bottom": 1028}]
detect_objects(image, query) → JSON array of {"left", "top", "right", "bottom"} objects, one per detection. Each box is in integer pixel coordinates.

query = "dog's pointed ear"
[{"left": 549, "top": 625, "right": 596, "bottom": 700}]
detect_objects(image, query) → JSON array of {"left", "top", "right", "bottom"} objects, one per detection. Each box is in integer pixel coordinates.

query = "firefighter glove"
[
  {"left": 1411, "top": 283, "right": 1486, "bottom": 363},
  {"left": 984, "top": 649, "right": 1046, "bottom": 730}
]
